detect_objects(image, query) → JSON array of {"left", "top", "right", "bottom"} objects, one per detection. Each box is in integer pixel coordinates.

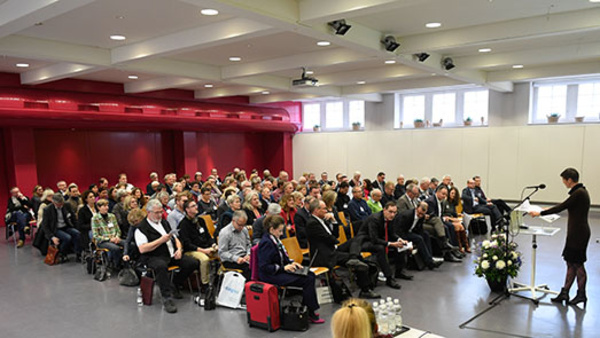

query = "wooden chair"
[
  {"left": 337, "top": 225, "right": 348, "bottom": 245},
  {"left": 281, "top": 237, "right": 329, "bottom": 278},
  {"left": 337, "top": 211, "right": 355, "bottom": 238},
  {"left": 200, "top": 215, "right": 215, "bottom": 238}
]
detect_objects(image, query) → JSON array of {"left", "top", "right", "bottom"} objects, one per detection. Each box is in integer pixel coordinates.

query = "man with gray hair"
[
  {"left": 218, "top": 210, "right": 252, "bottom": 280},
  {"left": 252, "top": 203, "right": 282, "bottom": 245},
  {"left": 135, "top": 199, "right": 196, "bottom": 313},
  {"left": 41, "top": 192, "right": 81, "bottom": 261},
  {"left": 146, "top": 172, "right": 159, "bottom": 195}
]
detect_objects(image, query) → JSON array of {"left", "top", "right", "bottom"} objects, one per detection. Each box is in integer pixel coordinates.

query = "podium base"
[{"left": 509, "top": 281, "right": 559, "bottom": 304}]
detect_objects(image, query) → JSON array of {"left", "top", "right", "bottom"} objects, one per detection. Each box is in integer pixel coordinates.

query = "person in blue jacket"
[{"left": 258, "top": 214, "right": 324, "bottom": 324}]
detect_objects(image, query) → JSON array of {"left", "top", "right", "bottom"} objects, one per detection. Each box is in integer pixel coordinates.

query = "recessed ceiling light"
[
  {"left": 385, "top": 60, "right": 396, "bottom": 64},
  {"left": 425, "top": 22, "right": 442, "bottom": 28},
  {"left": 261, "top": 91, "right": 270, "bottom": 95},
  {"left": 110, "top": 34, "right": 126, "bottom": 41},
  {"left": 16, "top": 63, "right": 30, "bottom": 68},
  {"left": 115, "top": 15, "right": 125, "bottom": 20},
  {"left": 478, "top": 48, "right": 492, "bottom": 53},
  {"left": 305, "top": 70, "right": 314, "bottom": 75},
  {"left": 204, "top": 84, "right": 214, "bottom": 88},
  {"left": 589, "top": 0, "right": 600, "bottom": 3},
  {"left": 317, "top": 41, "right": 331, "bottom": 47},
  {"left": 200, "top": 8, "right": 219, "bottom": 16},
  {"left": 357, "top": 81, "right": 366, "bottom": 85},
  {"left": 512, "top": 64, "right": 524, "bottom": 69},
  {"left": 431, "top": 73, "right": 437, "bottom": 76},
  {"left": 229, "top": 56, "right": 241, "bottom": 62},
  {"left": 128, "top": 75, "right": 138, "bottom": 79}
]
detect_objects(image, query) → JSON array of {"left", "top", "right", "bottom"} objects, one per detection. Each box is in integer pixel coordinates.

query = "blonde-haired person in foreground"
[{"left": 331, "top": 299, "right": 372, "bottom": 338}]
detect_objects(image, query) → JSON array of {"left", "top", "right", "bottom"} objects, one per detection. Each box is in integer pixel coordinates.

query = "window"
[
  {"left": 348, "top": 101, "right": 365, "bottom": 127},
  {"left": 395, "top": 88, "right": 488, "bottom": 128},
  {"left": 464, "top": 90, "right": 489, "bottom": 123},
  {"left": 302, "top": 103, "right": 320, "bottom": 130},
  {"left": 577, "top": 82, "right": 600, "bottom": 119},
  {"left": 302, "top": 100, "right": 366, "bottom": 132},
  {"left": 432, "top": 93, "right": 456, "bottom": 124},
  {"left": 402, "top": 95, "right": 425, "bottom": 127},
  {"left": 534, "top": 85, "right": 567, "bottom": 122},
  {"left": 325, "top": 102, "right": 344, "bottom": 129}
]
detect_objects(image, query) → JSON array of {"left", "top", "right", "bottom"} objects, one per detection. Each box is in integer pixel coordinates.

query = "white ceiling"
[{"left": 0, "top": 0, "right": 599, "bottom": 103}]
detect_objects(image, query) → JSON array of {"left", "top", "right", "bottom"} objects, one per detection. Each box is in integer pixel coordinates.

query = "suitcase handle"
[{"left": 249, "top": 283, "right": 264, "bottom": 293}]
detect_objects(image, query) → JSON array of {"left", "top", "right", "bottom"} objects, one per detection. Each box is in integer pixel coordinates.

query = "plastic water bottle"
[
  {"left": 379, "top": 309, "right": 390, "bottom": 335},
  {"left": 137, "top": 287, "right": 143, "bottom": 306},
  {"left": 393, "top": 299, "right": 403, "bottom": 331}
]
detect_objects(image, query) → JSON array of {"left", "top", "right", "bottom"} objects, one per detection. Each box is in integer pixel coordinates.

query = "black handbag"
[
  {"left": 469, "top": 218, "right": 488, "bottom": 235},
  {"left": 118, "top": 262, "right": 140, "bottom": 286},
  {"left": 280, "top": 298, "right": 309, "bottom": 331}
]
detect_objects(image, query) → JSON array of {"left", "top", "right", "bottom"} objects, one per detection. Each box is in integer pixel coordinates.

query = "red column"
[
  {"left": 172, "top": 131, "right": 199, "bottom": 177},
  {"left": 3, "top": 128, "right": 39, "bottom": 196}
]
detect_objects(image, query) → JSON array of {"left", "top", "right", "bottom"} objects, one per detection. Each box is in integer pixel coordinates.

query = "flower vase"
[{"left": 486, "top": 275, "right": 508, "bottom": 293}]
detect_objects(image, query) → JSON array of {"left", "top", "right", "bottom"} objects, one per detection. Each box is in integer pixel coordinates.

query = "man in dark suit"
[
  {"left": 356, "top": 202, "right": 410, "bottom": 287},
  {"left": 335, "top": 181, "right": 351, "bottom": 216},
  {"left": 395, "top": 202, "right": 443, "bottom": 270},
  {"left": 473, "top": 176, "right": 511, "bottom": 215},
  {"left": 294, "top": 196, "right": 314, "bottom": 249},
  {"left": 6, "top": 186, "right": 32, "bottom": 248},
  {"left": 41, "top": 193, "right": 81, "bottom": 261},
  {"left": 394, "top": 175, "right": 406, "bottom": 200},
  {"left": 306, "top": 199, "right": 380, "bottom": 299},
  {"left": 425, "top": 186, "right": 462, "bottom": 260},
  {"left": 396, "top": 183, "right": 419, "bottom": 213},
  {"left": 381, "top": 181, "right": 397, "bottom": 206},
  {"left": 348, "top": 186, "right": 371, "bottom": 222},
  {"left": 462, "top": 179, "right": 503, "bottom": 231},
  {"left": 372, "top": 172, "right": 386, "bottom": 192}
]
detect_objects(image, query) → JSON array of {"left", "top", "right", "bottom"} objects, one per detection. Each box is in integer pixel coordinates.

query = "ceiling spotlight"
[
  {"left": 317, "top": 41, "right": 331, "bottom": 47},
  {"left": 385, "top": 60, "right": 396, "bottom": 64},
  {"left": 204, "top": 84, "right": 214, "bottom": 88},
  {"left": 16, "top": 63, "right": 30, "bottom": 68},
  {"left": 415, "top": 53, "right": 430, "bottom": 62},
  {"left": 478, "top": 48, "right": 492, "bottom": 53},
  {"left": 200, "top": 8, "right": 219, "bottom": 16},
  {"left": 328, "top": 19, "right": 352, "bottom": 35},
  {"left": 305, "top": 70, "right": 314, "bottom": 75},
  {"left": 426, "top": 22, "right": 442, "bottom": 28},
  {"left": 261, "top": 91, "right": 270, "bottom": 95},
  {"left": 512, "top": 64, "right": 524, "bottom": 69},
  {"left": 356, "top": 81, "right": 366, "bottom": 85},
  {"left": 442, "top": 57, "right": 455, "bottom": 71},
  {"left": 110, "top": 34, "right": 126, "bottom": 41},
  {"left": 381, "top": 35, "right": 400, "bottom": 52},
  {"left": 229, "top": 56, "right": 241, "bottom": 62},
  {"left": 127, "top": 75, "right": 138, "bottom": 80}
]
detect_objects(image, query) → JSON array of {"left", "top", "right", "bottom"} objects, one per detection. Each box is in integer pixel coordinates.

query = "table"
[{"left": 508, "top": 225, "right": 561, "bottom": 304}]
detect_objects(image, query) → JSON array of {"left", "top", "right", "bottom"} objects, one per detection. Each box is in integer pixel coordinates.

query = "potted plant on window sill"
[
  {"left": 351, "top": 122, "right": 361, "bottom": 131},
  {"left": 546, "top": 113, "right": 560, "bottom": 123},
  {"left": 575, "top": 116, "right": 584, "bottom": 123},
  {"left": 414, "top": 119, "right": 425, "bottom": 128},
  {"left": 463, "top": 117, "right": 473, "bottom": 126},
  {"left": 312, "top": 124, "right": 321, "bottom": 132},
  {"left": 474, "top": 234, "right": 523, "bottom": 292}
]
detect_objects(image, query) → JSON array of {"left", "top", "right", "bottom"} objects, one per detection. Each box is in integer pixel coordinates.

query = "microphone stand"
[{"left": 459, "top": 186, "right": 543, "bottom": 330}]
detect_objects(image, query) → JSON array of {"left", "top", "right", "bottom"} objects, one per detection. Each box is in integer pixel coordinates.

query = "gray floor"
[{"left": 1, "top": 212, "right": 598, "bottom": 338}]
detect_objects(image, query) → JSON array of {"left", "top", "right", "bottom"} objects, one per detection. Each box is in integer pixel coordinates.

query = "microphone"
[{"left": 525, "top": 184, "right": 546, "bottom": 189}]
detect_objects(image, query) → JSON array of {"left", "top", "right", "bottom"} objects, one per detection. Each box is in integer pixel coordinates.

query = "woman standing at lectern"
[{"left": 529, "top": 168, "right": 590, "bottom": 308}]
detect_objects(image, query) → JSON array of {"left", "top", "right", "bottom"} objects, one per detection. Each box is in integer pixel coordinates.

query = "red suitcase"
[{"left": 245, "top": 281, "right": 280, "bottom": 332}]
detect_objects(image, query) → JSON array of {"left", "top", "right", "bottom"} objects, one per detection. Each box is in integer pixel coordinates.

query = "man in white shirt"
[{"left": 135, "top": 199, "right": 196, "bottom": 313}]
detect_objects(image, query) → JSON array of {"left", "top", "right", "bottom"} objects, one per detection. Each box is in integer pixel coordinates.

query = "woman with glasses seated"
[
  {"left": 258, "top": 214, "right": 324, "bottom": 324},
  {"left": 92, "top": 199, "right": 124, "bottom": 271}
]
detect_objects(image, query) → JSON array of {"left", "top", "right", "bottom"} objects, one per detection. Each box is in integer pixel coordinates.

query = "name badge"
[
  {"left": 199, "top": 227, "right": 205, "bottom": 234},
  {"left": 343, "top": 204, "right": 348, "bottom": 209},
  {"left": 360, "top": 207, "right": 364, "bottom": 212},
  {"left": 107, "top": 222, "right": 114, "bottom": 228},
  {"left": 213, "top": 205, "right": 218, "bottom": 210}
]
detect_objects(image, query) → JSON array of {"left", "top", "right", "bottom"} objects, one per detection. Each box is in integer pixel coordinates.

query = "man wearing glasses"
[{"left": 218, "top": 210, "right": 252, "bottom": 280}]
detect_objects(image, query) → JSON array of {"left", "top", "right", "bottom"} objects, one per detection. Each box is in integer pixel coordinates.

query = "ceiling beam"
[
  {"left": 342, "top": 76, "right": 465, "bottom": 95},
  {"left": 0, "top": 0, "right": 96, "bottom": 39},
  {"left": 120, "top": 58, "right": 221, "bottom": 81},
  {"left": 299, "top": 0, "right": 424, "bottom": 24},
  {"left": 124, "top": 77, "right": 202, "bottom": 94},
  {"left": 222, "top": 48, "right": 369, "bottom": 79},
  {"left": 0, "top": 35, "right": 110, "bottom": 65},
  {"left": 398, "top": 7, "right": 600, "bottom": 54},
  {"left": 250, "top": 92, "right": 319, "bottom": 104},
  {"left": 195, "top": 85, "right": 268, "bottom": 99},
  {"left": 111, "top": 17, "right": 275, "bottom": 64},
  {"left": 317, "top": 65, "right": 427, "bottom": 86},
  {"left": 20, "top": 62, "right": 101, "bottom": 85},
  {"left": 487, "top": 61, "right": 600, "bottom": 83}
]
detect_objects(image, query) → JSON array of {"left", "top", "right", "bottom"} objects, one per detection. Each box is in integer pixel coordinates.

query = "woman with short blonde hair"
[{"left": 331, "top": 301, "right": 372, "bottom": 338}]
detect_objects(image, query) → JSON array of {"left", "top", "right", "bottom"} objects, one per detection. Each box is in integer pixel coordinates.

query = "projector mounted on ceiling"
[{"left": 292, "top": 67, "right": 318, "bottom": 87}]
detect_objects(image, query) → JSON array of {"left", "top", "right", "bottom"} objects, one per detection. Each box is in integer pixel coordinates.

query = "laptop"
[{"left": 289, "top": 250, "right": 319, "bottom": 276}]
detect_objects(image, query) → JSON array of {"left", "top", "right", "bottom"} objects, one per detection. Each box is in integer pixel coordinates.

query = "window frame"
[
  {"left": 301, "top": 100, "right": 365, "bottom": 132},
  {"left": 530, "top": 78, "right": 600, "bottom": 124}
]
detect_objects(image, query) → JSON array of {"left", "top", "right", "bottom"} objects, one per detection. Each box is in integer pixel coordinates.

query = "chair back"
[
  {"left": 456, "top": 200, "right": 463, "bottom": 214},
  {"left": 338, "top": 212, "right": 348, "bottom": 226},
  {"left": 337, "top": 225, "right": 347, "bottom": 244},
  {"left": 281, "top": 237, "right": 303, "bottom": 264},
  {"left": 200, "top": 215, "right": 215, "bottom": 237},
  {"left": 250, "top": 244, "right": 259, "bottom": 281}
]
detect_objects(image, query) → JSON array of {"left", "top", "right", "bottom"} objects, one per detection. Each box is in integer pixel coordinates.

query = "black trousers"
[
  {"left": 146, "top": 254, "right": 197, "bottom": 299},
  {"left": 222, "top": 261, "right": 251, "bottom": 281},
  {"left": 492, "top": 199, "right": 511, "bottom": 215},
  {"left": 473, "top": 204, "right": 503, "bottom": 229},
  {"left": 356, "top": 235, "right": 406, "bottom": 279},
  {"left": 332, "top": 240, "right": 373, "bottom": 291},
  {"left": 403, "top": 232, "right": 433, "bottom": 264}
]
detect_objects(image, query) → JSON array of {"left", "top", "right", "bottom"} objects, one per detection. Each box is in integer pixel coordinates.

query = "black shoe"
[
  {"left": 346, "top": 258, "right": 368, "bottom": 271},
  {"left": 75, "top": 254, "right": 82, "bottom": 263},
  {"left": 568, "top": 290, "right": 587, "bottom": 308},
  {"left": 359, "top": 289, "right": 381, "bottom": 299},
  {"left": 444, "top": 241, "right": 459, "bottom": 251},
  {"left": 395, "top": 272, "right": 414, "bottom": 281},
  {"left": 173, "top": 288, "right": 184, "bottom": 300},
  {"left": 164, "top": 298, "right": 178, "bottom": 313},
  {"left": 451, "top": 250, "right": 464, "bottom": 259},
  {"left": 444, "top": 252, "right": 462, "bottom": 263},
  {"left": 385, "top": 278, "right": 401, "bottom": 290},
  {"left": 551, "top": 287, "right": 569, "bottom": 304},
  {"left": 427, "top": 260, "right": 443, "bottom": 270}
]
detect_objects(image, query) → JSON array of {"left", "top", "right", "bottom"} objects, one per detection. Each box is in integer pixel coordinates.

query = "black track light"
[
  {"left": 381, "top": 35, "right": 400, "bottom": 52},
  {"left": 415, "top": 53, "right": 430, "bottom": 62},
  {"left": 328, "top": 19, "right": 352, "bottom": 35},
  {"left": 442, "top": 57, "right": 455, "bottom": 71}
]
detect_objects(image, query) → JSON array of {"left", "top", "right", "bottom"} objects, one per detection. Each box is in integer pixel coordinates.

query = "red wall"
[{"left": 0, "top": 130, "right": 8, "bottom": 213}]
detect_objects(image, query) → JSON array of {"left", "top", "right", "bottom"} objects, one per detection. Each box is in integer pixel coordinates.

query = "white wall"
[{"left": 293, "top": 86, "right": 600, "bottom": 204}]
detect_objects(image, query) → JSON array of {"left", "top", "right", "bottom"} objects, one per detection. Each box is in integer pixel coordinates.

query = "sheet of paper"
[{"left": 515, "top": 200, "right": 560, "bottom": 223}]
